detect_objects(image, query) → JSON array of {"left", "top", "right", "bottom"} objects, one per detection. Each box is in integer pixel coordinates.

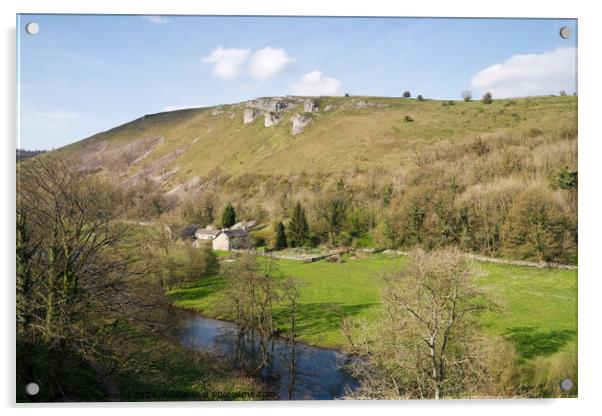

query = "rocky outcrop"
[
  {"left": 246, "top": 97, "right": 290, "bottom": 112},
  {"left": 243, "top": 108, "right": 259, "bottom": 124},
  {"left": 303, "top": 99, "right": 318, "bottom": 113},
  {"left": 291, "top": 114, "right": 311, "bottom": 135},
  {"left": 245, "top": 97, "right": 296, "bottom": 127},
  {"left": 341, "top": 99, "right": 391, "bottom": 110},
  {"left": 264, "top": 112, "right": 283, "bottom": 127}
]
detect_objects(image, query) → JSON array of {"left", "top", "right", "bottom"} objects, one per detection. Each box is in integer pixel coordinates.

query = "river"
[{"left": 170, "top": 309, "right": 360, "bottom": 400}]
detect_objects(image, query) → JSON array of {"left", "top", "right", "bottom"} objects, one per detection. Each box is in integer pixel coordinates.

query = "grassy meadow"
[{"left": 169, "top": 252, "right": 577, "bottom": 367}]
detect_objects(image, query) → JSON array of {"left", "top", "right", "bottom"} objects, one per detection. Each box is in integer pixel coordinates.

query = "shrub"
[
  {"left": 461, "top": 90, "right": 472, "bottom": 102},
  {"left": 402, "top": 91, "right": 411, "bottom": 99},
  {"left": 482, "top": 92, "right": 493, "bottom": 104},
  {"left": 417, "top": 95, "right": 424, "bottom": 101},
  {"left": 472, "top": 137, "right": 490, "bottom": 156},
  {"left": 553, "top": 166, "right": 578, "bottom": 190},
  {"left": 501, "top": 187, "right": 573, "bottom": 263},
  {"left": 404, "top": 115, "right": 414, "bottom": 123}
]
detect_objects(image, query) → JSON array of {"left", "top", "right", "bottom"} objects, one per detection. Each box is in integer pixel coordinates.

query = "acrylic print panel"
[{"left": 16, "top": 14, "right": 578, "bottom": 402}]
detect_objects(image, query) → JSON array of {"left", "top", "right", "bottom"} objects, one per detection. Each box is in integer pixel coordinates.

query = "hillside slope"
[
  {"left": 48, "top": 94, "right": 577, "bottom": 263},
  {"left": 57, "top": 95, "right": 577, "bottom": 190}
]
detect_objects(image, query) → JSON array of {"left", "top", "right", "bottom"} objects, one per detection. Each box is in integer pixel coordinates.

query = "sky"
[{"left": 17, "top": 15, "right": 577, "bottom": 150}]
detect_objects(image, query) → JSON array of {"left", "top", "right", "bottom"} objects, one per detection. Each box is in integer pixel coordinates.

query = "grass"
[
  {"left": 169, "top": 253, "right": 577, "bottom": 362},
  {"left": 114, "top": 324, "right": 262, "bottom": 401},
  {"left": 477, "top": 263, "right": 577, "bottom": 362},
  {"left": 57, "top": 95, "right": 577, "bottom": 188},
  {"left": 169, "top": 252, "right": 577, "bottom": 396}
]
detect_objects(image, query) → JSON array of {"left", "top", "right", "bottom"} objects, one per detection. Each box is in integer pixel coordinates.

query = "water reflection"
[{"left": 171, "top": 309, "right": 359, "bottom": 400}]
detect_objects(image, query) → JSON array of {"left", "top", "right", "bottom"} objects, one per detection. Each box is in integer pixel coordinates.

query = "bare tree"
[
  {"left": 17, "top": 157, "right": 161, "bottom": 356},
  {"left": 462, "top": 90, "right": 473, "bottom": 102},
  {"left": 343, "top": 249, "right": 513, "bottom": 399},
  {"left": 283, "top": 277, "right": 303, "bottom": 399},
  {"left": 221, "top": 254, "right": 280, "bottom": 375}
]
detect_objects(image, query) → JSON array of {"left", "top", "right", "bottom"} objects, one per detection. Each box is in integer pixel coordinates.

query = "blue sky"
[{"left": 17, "top": 15, "right": 577, "bottom": 150}]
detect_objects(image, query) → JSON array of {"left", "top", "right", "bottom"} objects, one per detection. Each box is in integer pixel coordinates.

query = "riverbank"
[
  {"left": 171, "top": 309, "right": 358, "bottom": 399},
  {"left": 168, "top": 252, "right": 577, "bottom": 397}
]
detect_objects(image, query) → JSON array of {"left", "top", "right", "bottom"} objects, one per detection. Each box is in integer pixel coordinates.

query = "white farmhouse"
[
  {"left": 212, "top": 229, "right": 250, "bottom": 251},
  {"left": 194, "top": 228, "right": 222, "bottom": 240}
]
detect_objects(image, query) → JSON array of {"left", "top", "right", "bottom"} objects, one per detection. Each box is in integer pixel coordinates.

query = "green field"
[{"left": 169, "top": 253, "right": 577, "bottom": 363}]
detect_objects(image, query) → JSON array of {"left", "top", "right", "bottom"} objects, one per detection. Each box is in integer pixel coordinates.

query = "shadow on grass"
[
  {"left": 168, "top": 276, "right": 226, "bottom": 303},
  {"left": 274, "top": 302, "right": 378, "bottom": 342},
  {"left": 504, "top": 326, "right": 576, "bottom": 360}
]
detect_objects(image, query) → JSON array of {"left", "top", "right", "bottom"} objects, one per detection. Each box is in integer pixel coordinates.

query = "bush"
[
  {"left": 462, "top": 90, "right": 472, "bottom": 102},
  {"left": 404, "top": 115, "right": 414, "bottom": 123},
  {"left": 483, "top": 92, "right": 493, "bottom": 104},
  {"left": 472, "top": 137, "right": 490, "bottom": 156},
  {"left": 553, "top": 166, "right": 578, "bottom": 190},
  {"left": 402, "top": 91, "right": 411, "bottom": 99},
  {"left": 417, "top": 95, "right": 424, "bottom": 101},
  {"left": 501, "top": 187, "right": 573, "bottom": 263}
]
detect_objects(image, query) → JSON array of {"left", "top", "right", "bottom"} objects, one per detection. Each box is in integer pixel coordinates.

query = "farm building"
[
  {"left": 180, "top": 224, "right": 200, "bottom": 240},
  {"left": 212, "top": 229, "right": 250, "bottom": 251},
  {"left": 195, "top": 228, "right": 222, "bottom": 240}
]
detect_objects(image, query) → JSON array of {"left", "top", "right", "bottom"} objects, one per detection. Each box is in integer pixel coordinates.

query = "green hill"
[
  {"left": 58, "top": 95, "right": 576, "bottom": 182},
  {"left": 50, "top": 94, "right": 577, "bottom": 263}
]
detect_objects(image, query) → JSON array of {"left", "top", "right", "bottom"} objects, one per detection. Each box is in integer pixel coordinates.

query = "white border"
[{"left": 2, "top": 1, "right": 601, "bottom": 415}]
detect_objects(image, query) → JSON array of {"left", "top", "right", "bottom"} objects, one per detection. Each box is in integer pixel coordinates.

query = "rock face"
[
  {"left": 246, "top": 98, "right": 290, "bottom": 112},
  {"left": 291, "top": 114, "right": 311, "bottom": 135},
  {"left": 243, "top": 108, "right": 259, "bottom": 124},
  {"left": 303, "top": 99, "right": 318, "bottom": 113},
  {"left": 264, "top": 112, "right": 283, "bottom": 127}
]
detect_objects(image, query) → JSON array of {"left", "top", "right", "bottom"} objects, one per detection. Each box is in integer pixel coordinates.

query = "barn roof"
[
  {"left": 223, "top": 229, "right": 249, "bottom": 238},
  {"left": 180, "top": 224, "right": 200, "bottom": 239},
  {"left": 195, "top": 228, "right": 221, "bottom": 236}
]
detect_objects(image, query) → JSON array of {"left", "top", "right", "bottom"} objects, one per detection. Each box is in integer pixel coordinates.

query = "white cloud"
[
  {"left": 291, "top": 71, "right": 342, "bottom": 96},
  {"left": 202, "top": 47, "right": 251, "bottom": 79},
  {"left": 249, "top": 47, "right": 294, "bottom": 79},
  {"left": 471, "top": 47, "right": 577, "bottom": 98},
  {"left": 141, "top": 15, "right": 171, "bottom": 25}
]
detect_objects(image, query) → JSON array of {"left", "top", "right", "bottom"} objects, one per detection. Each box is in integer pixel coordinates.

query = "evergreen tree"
[
  {"left": 288, "top": 202, "right": 309, "bottom": 247},
  {"left": 221, "top": 202, "right": 236, "bottom": 228},
  {"left": 274, "top": 222, "right": 288, "bottom": 250}
]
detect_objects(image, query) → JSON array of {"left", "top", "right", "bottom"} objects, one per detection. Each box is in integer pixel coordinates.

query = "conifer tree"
[
  {"left": 288, "top": 202, "right": 309, "bottom": 247},
  {"left": 274, "top": 222, "right": 288, "bottom": 250},
  {"left": 221, "top": 202, "right": 236, "bottom": 228}
]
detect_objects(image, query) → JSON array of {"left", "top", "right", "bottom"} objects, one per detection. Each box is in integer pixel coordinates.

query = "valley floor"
[{"left": 169, "top": 251, "right": 577, "bottom": 396}]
